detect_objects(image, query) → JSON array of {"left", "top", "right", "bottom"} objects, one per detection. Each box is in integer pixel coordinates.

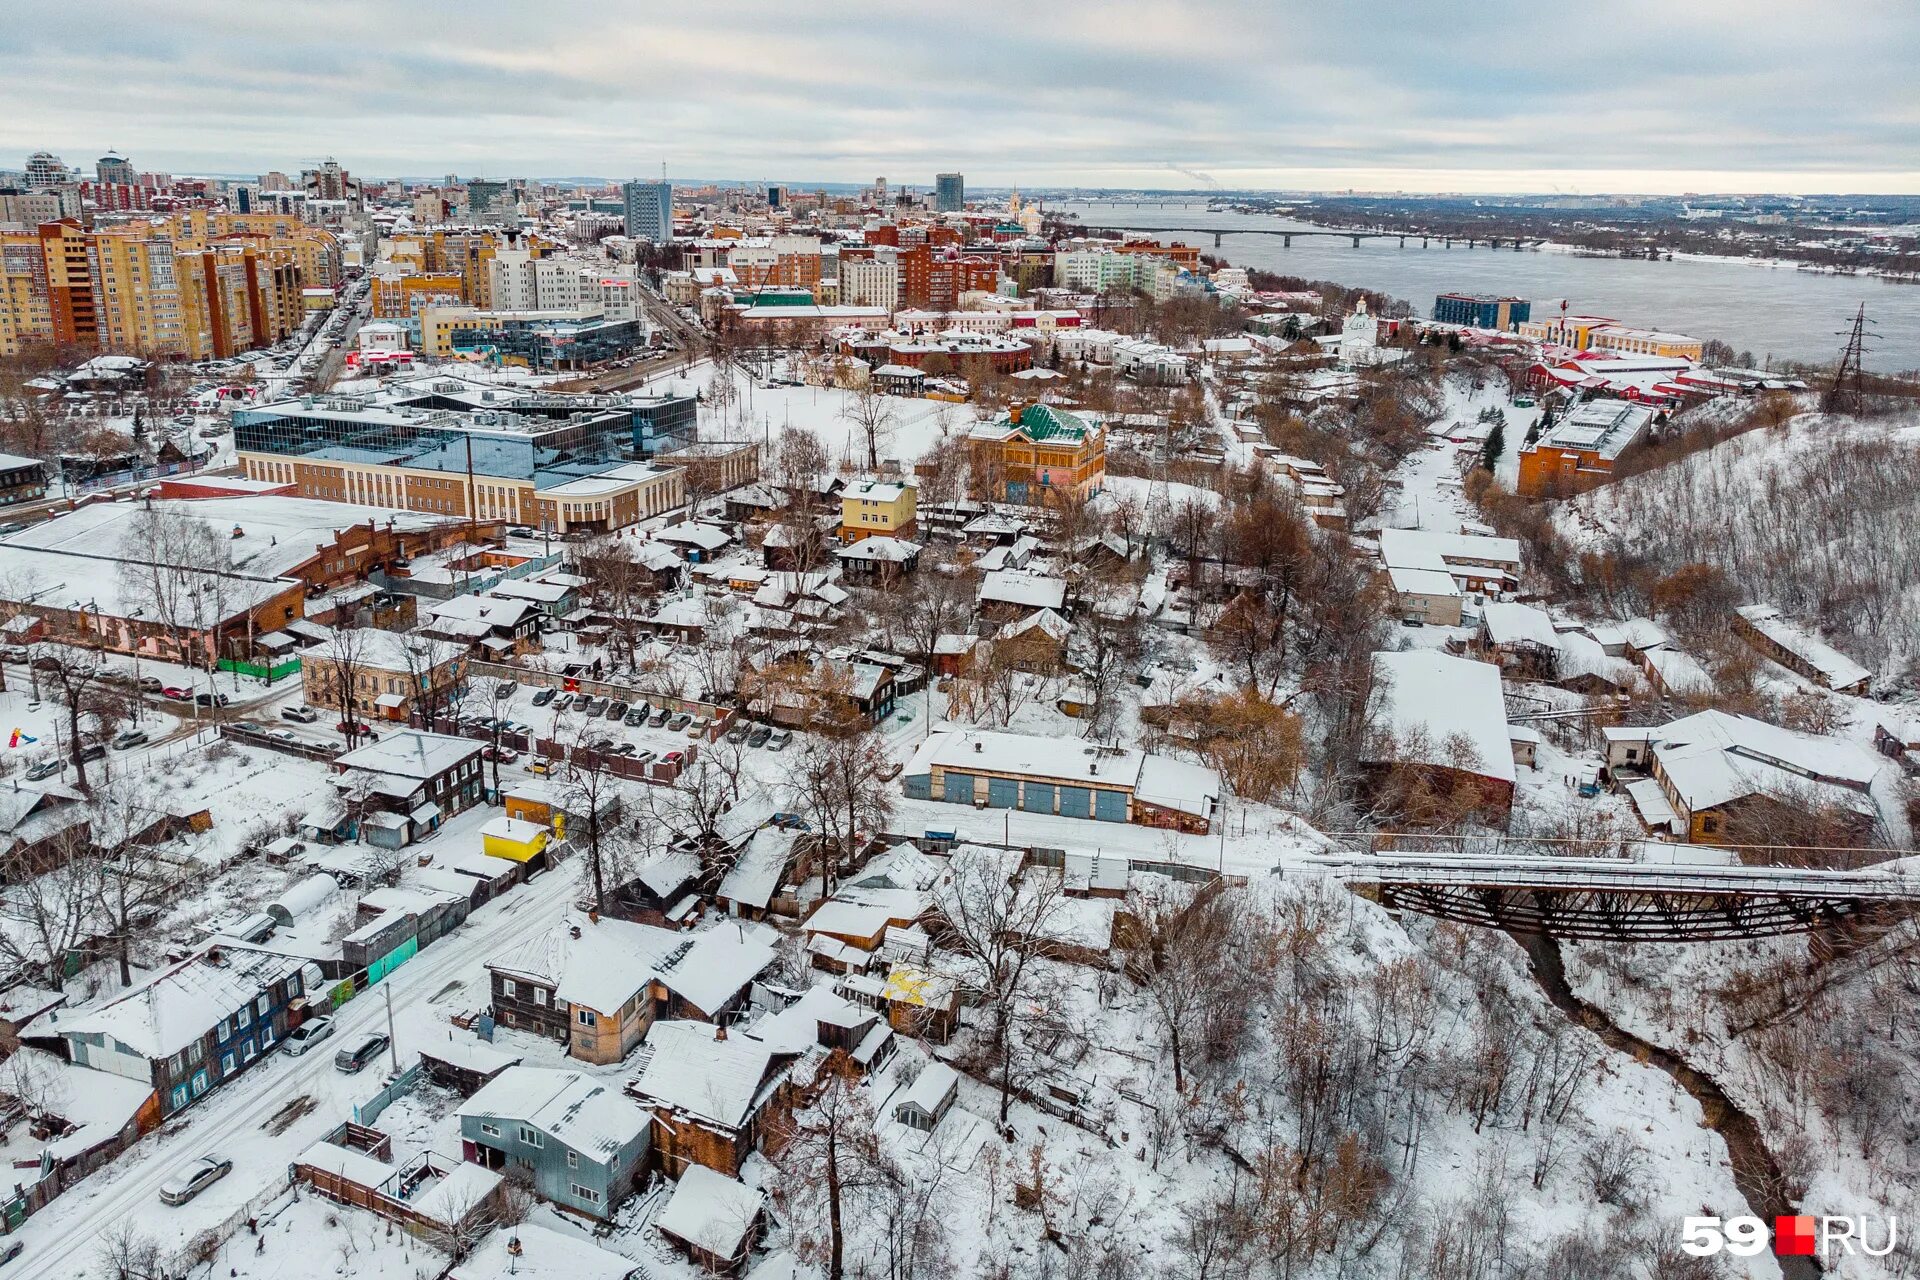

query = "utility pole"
[{"left": 384, "top": 981, "right": 400, "bottom": 1076}]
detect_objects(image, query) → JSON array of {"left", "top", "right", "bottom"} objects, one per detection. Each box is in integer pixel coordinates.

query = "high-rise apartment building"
[
  {"left": 464, "top": 179, "right": 517, "bottom": 227},
  {"left": 934, "top": 172, "right": 965, "bottom": 212},
  {"left": 95, "top": 152, "right": 135, "bottom": 185},
  {"left": 621, "top": 180, "right": 673, "bottom": 242},
  {"left": 0, "top": 212, "right": 335, "bottom": 358},
  {"left": 23, "top": 152, "right": 67, "bottom": 189}
]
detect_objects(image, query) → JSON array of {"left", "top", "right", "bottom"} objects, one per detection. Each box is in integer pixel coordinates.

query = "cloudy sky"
[{"left": 5, "top": 1, "right": 1916, "bottom": 193}]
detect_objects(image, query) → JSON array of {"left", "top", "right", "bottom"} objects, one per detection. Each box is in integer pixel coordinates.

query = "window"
[
  {"left": 221, "top": 1053, "right": 236, "bottom": 1075},
  {"left": 480, "top": 1123, "right": 500, "bottom": 1137},
  {"left": 256, "top": 994, "right": 271, "bottom": 1017},
  {"left": 576, "top": 1009, "right": 596, "bottom": 1027},
  {"left": 237, "top": 1004, "right": 252, "bottom": 1029},
  {"left": 518, "top": 1126, "right": 542, "bottom": 1147},
  {"left": 566, "top": 1150, "right": 578, "bottom": 1169},
  {"left": 534, "top": 988, "right": 548, "bottom": 1007},
  {"left": 501, "top": 978, "right": 517, "bottom": 998},
  {"left": 571, "top": 1185, "right": 601, "bottom": 1205},
  {"left": 1701, "top": 816, "right": 1719, "bottom": 834}
]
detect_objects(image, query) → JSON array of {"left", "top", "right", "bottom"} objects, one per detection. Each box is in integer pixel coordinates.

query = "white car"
[
  {"left": 159, "top": 1155, "right": 232, "bottom": 1205},
  {"left": 283, "top": 1015, "right": 336, "bottom": 1055}
]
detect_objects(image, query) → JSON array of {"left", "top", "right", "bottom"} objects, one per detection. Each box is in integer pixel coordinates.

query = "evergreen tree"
[{"left": 1481, "top": 418, "right": 1506, "bottom": 472}]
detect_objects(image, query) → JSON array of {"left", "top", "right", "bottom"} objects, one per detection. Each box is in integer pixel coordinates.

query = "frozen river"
[{"left": 1055, "top": 201, "right": 1919, "bottom": 372}]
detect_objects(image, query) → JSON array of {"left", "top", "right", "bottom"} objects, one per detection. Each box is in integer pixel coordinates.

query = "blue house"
[
  {"left": 59, "top": 947, "right": 321, "bottom": 1117},
  {"left": 457, "top": 1066, "right": 652, "bottom": 1220}
]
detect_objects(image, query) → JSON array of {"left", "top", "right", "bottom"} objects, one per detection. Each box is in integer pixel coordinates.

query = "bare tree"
[
  {"left": 32, "top": 639, "right": 126, "bottom": 789},
  {"left": 767, "top": 1052, "right": 894, "bottom": 1280},
  {"left": 308, "top": 627, "right": 376, "bottom": 749},
  {"left": 931, "top": 849, "right": 1067, "bottom": 1123},
  {"left": 86, "top": 778, "right": 188, "bottom": 986},
  {"left": 1122, "top": 878, "right": 1254, "bottom": 1092},
  {"left": 842, "top": 382, "right": 896, "bottom": 472},
  {"left": 790, "top": 727, "right": 895, "bottom": 896},
  {"left": 397, "top": 635, "right": 468, "bottom": 728}
]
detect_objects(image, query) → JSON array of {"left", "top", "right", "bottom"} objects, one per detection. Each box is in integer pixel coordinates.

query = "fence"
[
  {"left": 218, "top": 655, "right": 301, "bottom": 681},
  {"left": 70, "top": 454, "right": 210, "bottom": 494},
  {"left": 163, "top": 1174, "right": 298, "bottom": 1277},
  {"left": 221, "top": 722, "right": 342, "bottom": 763},
  {"left": 352, "top": 1061, "right": 424, "bottom": 1127}
]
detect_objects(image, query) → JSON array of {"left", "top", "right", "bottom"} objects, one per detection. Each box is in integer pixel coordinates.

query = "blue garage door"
[
  {"left": 1020, "top": 782, "right": 1056, "bottom": 813},
  {"left": 903, "top": 774, "right": 932, "bottom": 800},
  {"left": 943, "top": 771, "right": 975, "bottom": 804},
  {"left": 986, "top": 777, "right": 1018, "bottom": 808},
  {"left": 1094, "top": 789, "right": 1128, "bottom": 822},
  {"left": 1058, "top": 786, "right": 1091, "bottom": 819}
]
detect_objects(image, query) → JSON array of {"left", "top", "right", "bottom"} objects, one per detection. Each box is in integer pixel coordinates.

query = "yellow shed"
[{"left": 481, "top": 816, "right": 550, "bottom": 863}]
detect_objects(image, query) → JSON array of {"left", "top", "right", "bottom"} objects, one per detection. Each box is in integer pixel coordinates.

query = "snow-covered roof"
[
  {"left": 488, "top": 915, "right": 682, "bottom": 1015},
  {"left": 656, "top": 925, "right": 779, "bottom": 1017},
  {"left": 716, "top": 825, "right": 803, "bottom": 910},
  {"left": 902, "top": 729, "right": 1220, "bottom": 814},
  {"left": 835, "top": 536, "right": 921, "bottom": 563},
  {"left": 979, "top": 570, "right": 1067, "bottom": 610},
  {"left": 744, "top": 986, "right": 876, "bottom": 1055},
  {"left": 1481, "top": 601, "right": 1559, "bottom": 649},
  {"left": 451, "top": 1225, "right": 642, "bottom": 1280},
  {"left": 1735, "top": 605, "right": 1872, "bottom": 690},
  {"left": 1378, "top": 527, "right": 1522, "bottom": 573},
  {"left": 59, "top": 948, "right": 311, "bottom": 1060},
  {"left": 334, "top": 730, "right": 480, "bottom": 780},
  {"left": 656, "top": 1166, "right": 764, "bottom": 1260},
  {"left": 297, "top": 1139, "right": 397, "bottom": 1189},
  {"left": 410, "top": 1161, "right": 505, "bottom": 1229},
  {"left": 458, "top": 1066, "right": 650, "bottom": 1155},
  {"left": 1366, "top": 651, "right": 1516, "bottom": 784},
  {"left": 631, "top": 1021, "right": 781, "bottom": 1129},
  {"left": 894, "top": 1061, "right": 959, "bottom": 1119}
]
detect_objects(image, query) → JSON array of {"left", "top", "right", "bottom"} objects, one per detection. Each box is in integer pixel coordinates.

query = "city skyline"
[{"left": 4, "top": 1, "right": 1916, "bottom": 195}]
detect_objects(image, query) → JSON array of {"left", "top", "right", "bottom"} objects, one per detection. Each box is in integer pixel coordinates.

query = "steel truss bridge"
[{"left": 1310, "top": 852, "right": 1920, "bottom": 942}]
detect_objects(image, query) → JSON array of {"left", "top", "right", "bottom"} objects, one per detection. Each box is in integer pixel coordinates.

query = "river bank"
[
  {"left": 1518, "top": 932, "right": 1819, "bottom": 1280},
  {"left": 1055, "top": 201, "right": 1920, "bottom": 370}
]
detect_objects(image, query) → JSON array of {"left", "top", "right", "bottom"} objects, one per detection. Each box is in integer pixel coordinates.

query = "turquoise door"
[{"left": 1058, "top": 786, "right": 1091, "bottom": 818}]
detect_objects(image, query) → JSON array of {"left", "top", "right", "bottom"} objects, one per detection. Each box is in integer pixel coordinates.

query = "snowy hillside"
[{"left": 1558, "top": 411, "right": 1920, "bottom": 677}]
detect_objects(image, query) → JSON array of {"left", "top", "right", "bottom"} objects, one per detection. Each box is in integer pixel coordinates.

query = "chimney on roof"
[
  {"left": 568, "top": 924, "right": 581, "bottom": 940},
  {"left": 973, "top": 741, "right": 982, "bottom": 753},
  {"left": 714, "top": 1023, "right": 727, "bottom": 1042},
  {"left": 587, "top": 910, "right": 599, "bottom": 926}
]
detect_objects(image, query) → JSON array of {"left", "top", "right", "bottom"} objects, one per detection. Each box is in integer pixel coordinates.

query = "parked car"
[
  {"left": 624, "top": 706, "right": 649, "bottom": 726},
  {"left": 632, "top": 750, "right": 658, "bottom": 766},
  {"left": 136, "top": 675, "right": 163, "bottom": 693},
  {"left": 268, "top": 729, "right": 300, "bottom": 746},
  {"left": 612, "top": 742, "right": 637, "bottom": 756},
  {"left": 158, "top": 1155, "right": 232, "bottom": 1206},
  {"left": 0, "top": 645, "right": 28, "bottom": 663},
  {"left": 162, "top": 686, "right": 192, "bottom": 700},
  {"left": 482, "top": 745, "right": 521, "bottom": 764},
  {"left": 0, "top": 1239, "right": 22, "bottom": 1266},
  {"left": 686, "top": 718, "right": 708, "bottom": 739},
  {"left": 589, "top": 736, "right": 616, "bottom": 754},
  {"left": 747, "top": 726, "right": 771, "bottom": 748},
  {"left": 76, "top": 743, "right": 106, "bottom": 763},
  {"left": 606, "top": 701, "right": 629, "bottom": 721},
  {"left": 768, "top": 729, "right": 793, "bottom": 751},
  {"left": 581, "top": 696, "right": 607, "bottom": 716},
  {"left": 726, "top": 721, "right": 752, "bottom": 744},
  {"left": 334, "top": 1032, "right": 389, "bottom": 1074},
  {"left": 24, "top": 760, "right": 63, "bottom": 781},
  {"left": 336, "top": 720, "right": 374, "bottom": 737},
  {"left": 194, "top": 692, "right": 231, "bottom": 707},
  {"left": 280, "top": 705, "right": 319, "bottom": 723},
  {"left": 667, "top": 712, "right": 691, "bottom": 732},
  {"left": 660, "top": 750, "right": 683, "bottom": 765},
  {"left": 529, "top": 758, "right": 552, "bottom": 776},
  {"left": 111, "top": 729, "right": 149, "bottom": 750},
  {"left": 283, "top": 1015, "right": 336, "bottom": 1055},
  {"left": 551, "top": 693, "right": 574, "bottom": 712},
  {"left": 531, "top": 687, "right": 556, "bottom": 707},
  {"left": 494, "top": 680, "right": 517, "bottom": 698}
]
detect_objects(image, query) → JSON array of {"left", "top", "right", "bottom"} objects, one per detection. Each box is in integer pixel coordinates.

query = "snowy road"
[{"left": 6, "top": 856, "right": 580, "bottom": 1280}]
